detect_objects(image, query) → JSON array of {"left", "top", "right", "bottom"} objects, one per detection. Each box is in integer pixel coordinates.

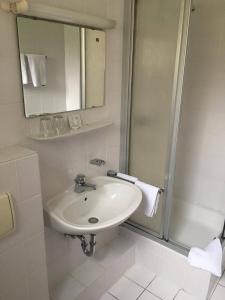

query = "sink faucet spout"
[{"left": 74, "top": 174, "right": 96, "bottom": 193}]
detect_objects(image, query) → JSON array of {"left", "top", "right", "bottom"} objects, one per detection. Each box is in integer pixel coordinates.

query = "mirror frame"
[{"left": 16, "top": 15, "right": 106, "bottom": 118}]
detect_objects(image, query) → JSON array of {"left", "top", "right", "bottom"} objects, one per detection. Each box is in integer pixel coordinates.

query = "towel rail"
[{"left": 107, "top": 170, "right": 164, "bottom": 194}]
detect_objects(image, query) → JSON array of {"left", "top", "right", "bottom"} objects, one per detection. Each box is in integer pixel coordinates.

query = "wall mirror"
[{"left": 16, "top": 16, "right": 106, "bottom": 118}]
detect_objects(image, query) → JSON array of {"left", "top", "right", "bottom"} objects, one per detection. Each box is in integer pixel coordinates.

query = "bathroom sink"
[{"left": 44, "top": 176, "right": 142, "bottom": 235}]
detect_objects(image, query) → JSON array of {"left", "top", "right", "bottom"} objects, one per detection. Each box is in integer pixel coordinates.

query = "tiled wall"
[
  {"left": 0, "top": 0, "right": 124, "bottom": 291},
  {"left": 0, "top": 146, "right": 49, "bottom": 300},
  {"left": 174, "top": 0, "right": 225, "bottom": 214}
]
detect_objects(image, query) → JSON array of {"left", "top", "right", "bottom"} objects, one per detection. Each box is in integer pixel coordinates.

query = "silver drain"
[{"left": 88, "top": 217, "right": 99, "bottom": 224}]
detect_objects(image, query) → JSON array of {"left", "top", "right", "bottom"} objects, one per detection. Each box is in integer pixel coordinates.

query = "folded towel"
[
  {"left": 27, "top": 54, "right": 47, "bottom": 87},
  {"left": 117, "top": 173, "right": 138, "bottom": 183},
  {"left": 20, "top": 53, "right": 29, "bottom": 85},
  {"left": 188, "top": 238, "right": 222, "bottom": 277},
  {"left": 135, "top": 181, "right": 160, "bottom": 217}
]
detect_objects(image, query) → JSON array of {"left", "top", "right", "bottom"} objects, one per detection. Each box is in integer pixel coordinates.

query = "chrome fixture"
[
  {"left": 90, "top": 158, "right": 106, "bottom": 166},
  {"left": 74, "top": 174, "right": 96, "bottom": 193},
  {"left": 65, "top": 234, "right": 96, "bottom": 257},
  {"left": 107, "top": 170, "right": 165, "bottom": 194}
]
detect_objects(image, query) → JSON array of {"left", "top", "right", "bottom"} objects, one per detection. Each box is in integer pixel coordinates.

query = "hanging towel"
[
  {"left": 27, "top": 54, "right": 47, "bottom": 87},
  {"left": 135, "top": 181, "right": 160, "bottom": 217},
  {"left": 188, "top": 238, "right": 222, "bottom": 277},
  {"left": 20, "top": 53, "right": 29, "bottom": 85},
  {"left": 117, "top": 172, "right": 138, "bottom": 183}
]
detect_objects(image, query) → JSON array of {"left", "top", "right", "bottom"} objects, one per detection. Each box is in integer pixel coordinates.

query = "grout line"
[
  {"left": 209, "top": 271, "right": 225, "bottom": 299},
  {"left": 136, "top": 288, "right": 146, "bottom": 300},
  {"left": 107, "top": 291, "right": 120, "bottom": 300},
  {"left": 145, "top": 275, "right": 157, "bottom": 290},
  {"left": 173, "top": 288, "right": 183, "bottom": 299},
  {"left": 145, "top": 290, "right": 163, "bottom": 300},
  {"left": 124, "top": 275, "right": 147, "bottom": 289},
  {"left": 209, "top": 282, "right": 221, "bottom": 300}
]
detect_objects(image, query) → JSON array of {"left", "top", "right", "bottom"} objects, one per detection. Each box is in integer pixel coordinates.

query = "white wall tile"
[
  {"left": 0, "top": 243, "right": 29, "bottom": 300},
  {"left": 0, "top": 12, "right": 18, "bottom": 58},
  {"left": 0, "top": 149, "right": 49, "bottom": 299},
  {"left": 0, "top": 161, "right": 20, "bottom": 202},
  {"left": 16, "top": 154, "right": 41, "bottom": 201},
  {"left": 28, "top": 265, "right": 50, "bottom": 300},
  {"left": 24, "top": 232, "right": 47, "bottom": 274}
]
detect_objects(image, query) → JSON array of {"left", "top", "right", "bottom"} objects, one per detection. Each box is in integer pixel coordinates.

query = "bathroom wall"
[
  {"left": 174, "top": 0, "right": 225, "bottom": 214},
  {"left": 0, "top": 146, "right": 49, "bottom": 300},
  {"left": 0, "top": 0, "right": 124, "bottom": 290}
]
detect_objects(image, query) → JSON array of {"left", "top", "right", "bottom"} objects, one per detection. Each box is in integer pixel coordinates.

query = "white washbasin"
[{"left": 44, "top": 176, "right": 142, "bottom": 235}]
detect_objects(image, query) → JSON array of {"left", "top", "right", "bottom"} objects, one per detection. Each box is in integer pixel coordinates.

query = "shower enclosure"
[{"left": 121, "top": 0, "right": 225, "bottom": 251}]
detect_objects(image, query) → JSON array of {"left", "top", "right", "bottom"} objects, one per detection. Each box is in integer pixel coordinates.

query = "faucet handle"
[{"left": 75, "top": 174, "right": 86, "bottom": 184}]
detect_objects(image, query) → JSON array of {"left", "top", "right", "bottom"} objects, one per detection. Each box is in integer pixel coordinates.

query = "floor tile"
[
  {"left": 211, "top": 285, "right": 225, "bottom": 300},
  {"left": 125, "top": 264, "right": 156, "bottom": 288},
  {"left": 51, "top": 276, "right": 85, "bottom": 300},
  {"left": 109, "top": 276, "right": 144, "bottom": 300},
  {"left": 219, "top": 271, "right": 225, "bottom": 287},
  {"left": 100, "top": 293, "right": 117, "bottom": 300},
  {"left": 175, "top": 290, "right": 197, "bottom": 300},
  {"left": 71, "top": 259, "right": 104, "bottom": 287},
  {"left": 138, "top": 290, "right": 160, "bottom": 300},
  {"left": 147, "top": 276, "right": 180, "bottom": 300}
]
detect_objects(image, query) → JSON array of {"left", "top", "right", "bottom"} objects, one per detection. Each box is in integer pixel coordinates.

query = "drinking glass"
[
  {"left": 53, "top": 115, "right": 66, "bottom": 136},
  {"left": 40, "top": 117, "right": 53, "bottom": 138}
]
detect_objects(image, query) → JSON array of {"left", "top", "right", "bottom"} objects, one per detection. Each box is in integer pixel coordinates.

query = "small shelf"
[{"left": 29, "top": 120, "right": 113, "bottom": 141}]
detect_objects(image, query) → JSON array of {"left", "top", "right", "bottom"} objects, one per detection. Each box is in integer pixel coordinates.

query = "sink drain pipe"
[{"left": 64, "top": 234, "right": 96, "bottom": 257}]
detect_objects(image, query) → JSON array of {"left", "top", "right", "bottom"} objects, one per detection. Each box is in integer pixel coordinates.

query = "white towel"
[
  {"left": 117, "top": 173, "right": 138, "bottom": 183},
  {"left": 27, "top": 54, "right": 47, "bottom": 87},
  {"left": 135, "top": 181, "right": 160, "bottom": 217},
  {"left": 188, "top": 238, "right": 222, "bottom": 277},
  {"left": 20, "top": 53, "right": 29, "bottom": 85}
]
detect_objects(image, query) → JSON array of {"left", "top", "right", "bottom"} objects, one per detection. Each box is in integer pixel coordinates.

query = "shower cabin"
[{"left": 121, "top": 0, "right": 225, "bottom": 251}]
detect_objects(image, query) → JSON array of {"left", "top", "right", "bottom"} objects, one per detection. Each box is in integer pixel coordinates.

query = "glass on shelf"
[
  {"left": 52, "top": 115, "right": 67, "bottom": 136},
  {"left": 40, "top": 117, "right": 53, "bottom": 138}
]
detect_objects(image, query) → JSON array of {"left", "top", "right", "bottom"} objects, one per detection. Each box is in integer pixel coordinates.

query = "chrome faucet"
[{"left": 74, "top": 174, "right": 96, "bottom": 193}]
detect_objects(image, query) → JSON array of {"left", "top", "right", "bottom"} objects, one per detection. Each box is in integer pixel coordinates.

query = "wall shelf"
[{"left": 29, "top": 120, "right": 113, "bottom": 141}]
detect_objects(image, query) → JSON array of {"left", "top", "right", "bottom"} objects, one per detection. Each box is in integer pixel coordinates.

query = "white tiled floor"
[
  {"left": 51, "top": 276, "right": 85, "bottom": 300},
  {"left": 106, "top": 264, "right": 183, "bottom": 300},
  {"left": 71, "top": 259, "right": 104, "bottom": 287},
  {"left": 210, "top": 271, "right": 225, "bottom": 300},
  {"left": 147, "top": 276, "right": 180, "bottom": 300},
  {"left": 51, "top": 263, "right": 225, "bottom": 300},
  {"left": 109, "top": 276, "right": 143, "bottom": 300},
  {"left": 103, "top": 265, "right": 225, "bottom": 300},
  {"left": 124, "top": 264, "right": 156, "bottom": 288}
]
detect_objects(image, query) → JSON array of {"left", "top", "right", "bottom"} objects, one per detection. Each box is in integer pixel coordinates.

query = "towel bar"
[{"left": 107, "top": 170, "right": 164, "bottom": 194}]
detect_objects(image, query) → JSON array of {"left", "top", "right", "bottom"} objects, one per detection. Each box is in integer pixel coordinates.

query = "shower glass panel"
[
  {"left": 129, "top": 0, "right": 183, "bottom": 235},
  {"left": 169, "top": 0, "right": 225, "bottom": 249}
]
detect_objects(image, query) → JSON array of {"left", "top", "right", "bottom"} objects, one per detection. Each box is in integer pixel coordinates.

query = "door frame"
[{"left": 120, "top": 0, "right": 192, "bottom": 243}]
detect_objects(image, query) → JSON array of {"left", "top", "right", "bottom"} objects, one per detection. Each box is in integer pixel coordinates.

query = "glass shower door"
[
  {"left": 168, "top": 0, "right": 225, "bottom": 249},
  {"left": 128, "top": 0, "right": 185, "bottom": 236}
]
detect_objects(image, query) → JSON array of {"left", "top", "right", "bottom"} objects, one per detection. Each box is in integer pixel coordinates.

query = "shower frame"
[{"left": 120, "top": 0, "right": 192, "bottom": 251}]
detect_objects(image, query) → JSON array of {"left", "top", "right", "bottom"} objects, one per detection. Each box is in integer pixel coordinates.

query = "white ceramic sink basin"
[{"left": 44, "top": 176, "right": 142, "bottom": 235}]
